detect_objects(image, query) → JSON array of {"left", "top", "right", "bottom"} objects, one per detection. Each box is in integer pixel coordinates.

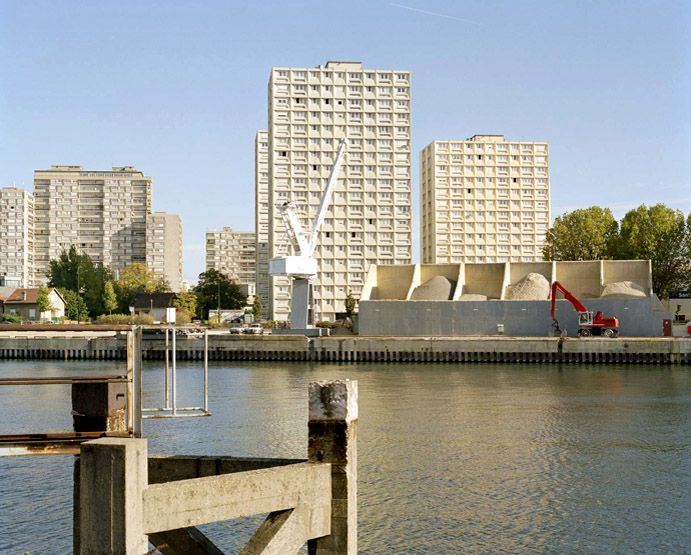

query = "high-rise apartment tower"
[
  {"left": 261, "top": 61, "right": 412, "bottom": 322},
  {"left": 205, "top": 227, "right": 256, "bottom": 287},
  {"left": 421, "top": 135, "right": 550, "bottom": 263},
  {"left": 33, "top": 166, "right": 152, "bottom": 280},
  {"left": 255, "top": 131, "right": 271, "bottom": 318},
  {"left": 146, "top": 212, "right": 183, "bottom": 292},
  {"left": 0, "top": 187, "right": 34, "bottom": 287}
]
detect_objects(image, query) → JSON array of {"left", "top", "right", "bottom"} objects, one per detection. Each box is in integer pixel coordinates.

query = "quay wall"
[{"left": 0, "top": 332, "right": 690, "bottom": 364}]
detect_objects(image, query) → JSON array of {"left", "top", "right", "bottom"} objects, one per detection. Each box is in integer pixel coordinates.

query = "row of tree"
[
  {"left": 543, "top": 204, "right": 691, "bottom": 298},
  {"left": 47, "top": 246, "right": 252, "bottom": 321}
]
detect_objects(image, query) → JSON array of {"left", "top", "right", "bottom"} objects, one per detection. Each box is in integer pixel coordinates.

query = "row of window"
[
  {"left": 431, "top": 142, "right": 547, "bottom": 153},
  {"left": 276, "top": 97, "right": 409, "bottom": 110},
  {"left": 274, "top": 111, "right": 409, "bottom": 124},
  {"left": 432, "top": 256, "right": 542, "bottom": 264},
  {"left": 270, "top": 138, "right": 410, "bottom": 152},
  {"left": 273, "top": 124, "right": 409, "bottom": 134},
  {"left": 274, "top": 70, "right": 408, "bottom": 82}
]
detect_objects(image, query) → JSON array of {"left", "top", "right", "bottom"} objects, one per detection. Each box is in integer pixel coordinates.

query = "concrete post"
[
  {"left": 307, "top": 380, "right": 358, "bottom": 555},
  {"left": 79, "top": 438, "right": 148, "bottom": 554}
]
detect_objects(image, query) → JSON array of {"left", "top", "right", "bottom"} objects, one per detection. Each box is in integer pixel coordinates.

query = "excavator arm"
[
  {"left": 550, "top": 281, "right": 619, "bottom": 337},
  {"left": 550, "top": 281, "right": 588, "bottom": 321}
]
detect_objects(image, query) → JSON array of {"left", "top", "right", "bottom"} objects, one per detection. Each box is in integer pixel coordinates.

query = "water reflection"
[{"left": 0, "top": 360, "right": 689, "bottom": 553}]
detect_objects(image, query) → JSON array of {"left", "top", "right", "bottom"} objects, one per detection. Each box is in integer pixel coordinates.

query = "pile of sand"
[
  {"left": 458, "top": 293, "right": 487, "bottom": 301},
  {"left": 600, "top": 281, "right": 647, "bottom": 298},
  {"left": 505, "top": 272, "right": 551, "bottom": 300},
  {"left": 410, "top": 276, "right": 456, "bottom": 301}
]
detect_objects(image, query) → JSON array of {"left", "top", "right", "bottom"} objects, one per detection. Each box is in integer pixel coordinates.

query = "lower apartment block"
[{"left": 421, "top": 135, "right": 550, "bottom": 264}]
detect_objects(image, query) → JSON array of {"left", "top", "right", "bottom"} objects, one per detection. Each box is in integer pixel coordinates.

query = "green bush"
[
  {"left": 175, "top": 309, "right": 191, "bottom": 325},
  {"left": 0, "top": 313, "right": 22, "bottom": 324},
  {"left": 315, "top": 320, "right": 335, "bottom": 329},
  {"left": 96, "top": 313, "right": 154, "bottom": 325}
]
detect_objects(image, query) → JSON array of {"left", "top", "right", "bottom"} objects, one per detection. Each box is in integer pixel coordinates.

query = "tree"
[
  {"left": 114, "top": 263, "right": 170, "bottom": 312},
  {"left": 174, "top": 291, "right": 197, "bottom": 315},
  {"left": 193, "top": 269, "right": 245, "bottom": 319},
  {"left": 173, "top": 291, "right": 198, "bottom": 322},
  {"left": 60, "top": 289, "right": 89, "bottom": 322},
  {"left": 543, "top": 206, "right": 619, "bottom": 261},
  {"left": 251, "top": 295, "right": 262, "bottom": 318},
  {"left": 344, "top": 291, "right": 357, "bottom": 318},
  {"left": 48, "top": 246, "right": 114, "bottom": 317},
  {"left": 618, "top": 204, "right": 691, "bottom": 298},
  {"left": 36, "top": 285, "right": 52, "bottom": 317},
  {"left": 102, "top": 281, "right": 118, "bottom": 315},
  {"left": 48, "top": 246, "right": 87, "bottom": 292}
]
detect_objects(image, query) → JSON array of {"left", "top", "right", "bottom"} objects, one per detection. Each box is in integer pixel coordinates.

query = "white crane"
[{"left": 269, "top": 138, "right": 347, "bottom": 329}]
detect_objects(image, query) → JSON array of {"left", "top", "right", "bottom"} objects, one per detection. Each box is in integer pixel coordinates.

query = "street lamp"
[
  {"left": 76, "top": 256, "right": 82, "bottom": 325},
  {"left": 217, "top": 281, "right": 221, "bottom": 324}
]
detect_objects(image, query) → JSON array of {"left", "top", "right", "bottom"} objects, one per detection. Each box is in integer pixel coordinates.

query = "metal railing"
[
  {"left": 142, "top": 327, "right": 210, "bottom": 419},
  {"left": 0, "top": 324, "right": 211, "bottom": 456}
]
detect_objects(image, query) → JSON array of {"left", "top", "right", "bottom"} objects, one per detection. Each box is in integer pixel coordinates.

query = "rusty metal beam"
[
  {"left": 0, "top": 375, "right": 128, "bottom": 386},
  {"left": 0, "top": 431, "right": 130, "bottom": 456},
  {"left": 0, "top": 324, "right": 134, "bottom": 332}
]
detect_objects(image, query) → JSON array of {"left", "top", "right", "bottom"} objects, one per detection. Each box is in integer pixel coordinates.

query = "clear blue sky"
[{"left": 1, "top": 1, "right": 689, "bottom": 282}]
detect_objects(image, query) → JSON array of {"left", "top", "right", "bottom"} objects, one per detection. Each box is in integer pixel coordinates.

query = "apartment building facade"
[
  {"left": 0, "top": 187, "right": 34, "bottom": 287},
  {"left": 255, "top": 131, "right": 271, "bottom": 318},
  {"left": 262, "top": 61, "right": 412, "bottom": 322},
  {"left": 33, "top": 166, "right": 152, "bottom": 280},
  {"left": 421, "top": 135, "right": 550, "bottom": 264},
  {"left": 205, "top": 227, "right": 256, "bottom": 286},
  {"left": 146, "top": 212, "right": 183, "bottom": 292}
]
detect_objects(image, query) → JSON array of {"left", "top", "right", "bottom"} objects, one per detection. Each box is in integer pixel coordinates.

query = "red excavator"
[{"left": 551, "top": 281, "right": 619, "bottom": 338}]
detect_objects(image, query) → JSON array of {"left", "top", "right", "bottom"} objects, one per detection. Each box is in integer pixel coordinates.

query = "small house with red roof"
[{"left": 2, "top": 288, "right": 66, "bottom": 321}]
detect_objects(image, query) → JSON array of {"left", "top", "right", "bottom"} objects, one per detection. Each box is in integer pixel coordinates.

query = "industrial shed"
[{"left": 358, "top": 260, "right": 670, "bottom": 337}]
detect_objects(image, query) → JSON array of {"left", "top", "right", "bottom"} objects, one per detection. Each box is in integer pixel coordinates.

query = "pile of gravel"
[
  {"left": 600, "top": 281, "right": 647, "bottom": 298},
  {"left": 458, "top": 293, "right": 488, "bottom": 301},
  {"left": 505, "top": 272, "right": 551, "bottom": 300},
  {"left": 410, "top": 276, "right": 456, "bottom": 300}
]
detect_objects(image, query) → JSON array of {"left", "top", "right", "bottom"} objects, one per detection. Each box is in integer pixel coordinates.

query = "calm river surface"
[{"left": 0, "top": 360, "right": 690, "bottom": 554}]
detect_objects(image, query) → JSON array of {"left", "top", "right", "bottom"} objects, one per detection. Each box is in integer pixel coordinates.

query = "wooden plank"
[{"left": 143, "top": 462, "right": 330, "bottom": 534}]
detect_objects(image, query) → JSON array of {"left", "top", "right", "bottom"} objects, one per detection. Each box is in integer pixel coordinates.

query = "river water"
[{"left": 0, "top": 360, "right": 690, "bottom": 554}]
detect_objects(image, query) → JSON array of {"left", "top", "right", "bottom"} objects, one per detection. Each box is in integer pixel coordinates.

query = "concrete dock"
[{"left": 0, "top": 329, "right": 690, "bottom": 364}]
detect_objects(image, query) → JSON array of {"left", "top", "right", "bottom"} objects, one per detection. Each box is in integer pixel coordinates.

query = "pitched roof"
[
  {"left": 132, "top": 292, "right": 177, "bottom": 309},
  {"left": 0, "top": 286, "right": 15, "bottom": 301},
  {"left": 4, "top": 288, "right": 61, "bottom": 304}
]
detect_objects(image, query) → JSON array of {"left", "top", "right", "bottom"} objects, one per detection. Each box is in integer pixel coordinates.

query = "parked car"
[{"left": 243, "top": 324, "right": 264, "bottom": 335}]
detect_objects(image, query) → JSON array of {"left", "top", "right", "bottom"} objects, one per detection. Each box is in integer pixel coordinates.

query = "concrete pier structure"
[
  {"left": 75, "top": 380, "right": 358, "bottom": 554},
  {"left": 308, "top": 380, "right": 358, "bottom": 554}
]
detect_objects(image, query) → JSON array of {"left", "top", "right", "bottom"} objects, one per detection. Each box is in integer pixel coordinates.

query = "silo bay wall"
[{"left": 0, "top": 332, "right": 690, "bottom": 364}]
